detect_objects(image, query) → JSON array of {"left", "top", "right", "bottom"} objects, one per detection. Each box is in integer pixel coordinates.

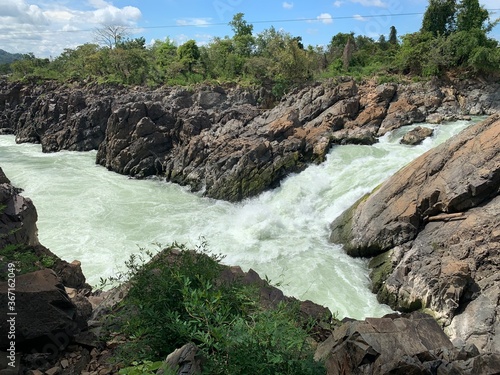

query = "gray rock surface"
[
  {"left": 315, "top": 312, "right": 500, "bottom": 375},
  {"left": 330, "top": 114, "right": 500, "bottom": 354}
]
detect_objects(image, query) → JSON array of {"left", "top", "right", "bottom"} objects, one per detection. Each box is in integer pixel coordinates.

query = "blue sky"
[{"left": 0, "top": 0, "right": 499, "bottom": 58}]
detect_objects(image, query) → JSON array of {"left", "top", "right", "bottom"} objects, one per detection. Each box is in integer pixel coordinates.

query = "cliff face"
[
  {"left": 330, "top": 115, "right": 500, "bottom": 353},
  {"left": 1, "top": 78, "right": 499, "bottom": 201},
  {"left": 0, "top": 167, "right": 39, "bottom": 248}
]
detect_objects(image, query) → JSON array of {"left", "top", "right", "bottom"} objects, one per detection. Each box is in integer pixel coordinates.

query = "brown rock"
[
  {"left": 315, "top": 312, "right": 470, "bottom": 375},
  {"left": 400, "top": 126, "right": 434, "bottom": 145},
  {"left": 331, "top": 114, "right": 500, "bottom": 257}
]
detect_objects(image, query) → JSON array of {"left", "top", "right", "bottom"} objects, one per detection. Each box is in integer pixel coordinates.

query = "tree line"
[{"left": 2, "top": 0, "right": 498, "bottom": 96}]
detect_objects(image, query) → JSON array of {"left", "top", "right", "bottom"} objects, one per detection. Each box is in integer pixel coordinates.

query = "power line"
[{"left": 2, "top": 9, "right": 500, "bottom": 37}]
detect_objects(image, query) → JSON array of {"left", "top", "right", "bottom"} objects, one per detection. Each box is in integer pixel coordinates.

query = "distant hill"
[{"left": 0, "top": 49, "right": 23, "bottom": 64}]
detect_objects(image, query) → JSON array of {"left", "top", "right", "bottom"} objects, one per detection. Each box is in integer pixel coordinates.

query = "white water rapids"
[{"left": 0, "top": 119, "right": 477, "bottom": 319}]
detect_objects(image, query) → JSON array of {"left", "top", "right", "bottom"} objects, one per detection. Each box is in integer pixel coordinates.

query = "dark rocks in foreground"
[{"left": 316, "top": 312, "right": 500, "bottom": 375}]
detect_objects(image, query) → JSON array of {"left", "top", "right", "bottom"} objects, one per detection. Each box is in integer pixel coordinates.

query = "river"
[{"left": 0, "top": 119, "right": 477, "bottom": 319}]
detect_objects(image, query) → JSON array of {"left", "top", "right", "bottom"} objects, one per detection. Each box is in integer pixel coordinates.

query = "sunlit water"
[{"left": 0, "top": 119, "right": 477, "bottom": 319}]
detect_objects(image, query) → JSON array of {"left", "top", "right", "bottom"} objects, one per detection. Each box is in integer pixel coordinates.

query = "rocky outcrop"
[
  {"left": 1, "top": 78, "right": 499, "bottom": 201},
  {"left": 0, "top": 167, "right": 39, "bottom": 248},
  {"left": 315, "top": 312, "right": 500, "bottom": 375},
  {"left": 0, "top": 269, "right": 79, "bottom": 351},
  {"left": 330, "top": 115, "right": 500, "bottom": 353},
  {"left": 400, "top": 126, "right": 434, "bottom": 145}
]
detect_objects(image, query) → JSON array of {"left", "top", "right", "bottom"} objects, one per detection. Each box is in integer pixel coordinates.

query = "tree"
[
  {"left": 116, "top": 37, "right": 146, "bottom": 50},
  {"left": 456, "top": 0, "right": 489, "bottom": 32},
  {"left": 229, "top": 13, "right": 253, "bottom": 37},
  {"left": 177, "top": 40, "right": 200, "bottom": 73},
  {"left": 421, "top": 0, "right": 457, "bottom": 36},
  {"left": 229, "top": 13, "right": 254, "bottom": 57},
  {"left": 94, "top": 25, "right": 129, "bottom": 49},
  {"left": 389, "top": 26, "right": 398, "bottom": 45}
]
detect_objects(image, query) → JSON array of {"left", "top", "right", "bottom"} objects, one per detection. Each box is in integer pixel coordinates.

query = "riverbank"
[{"left": 1, "top": 77, "right": 499, "bottom": 202}]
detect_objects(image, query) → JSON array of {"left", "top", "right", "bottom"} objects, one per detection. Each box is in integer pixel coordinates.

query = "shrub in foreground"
[{"left": 101, "top": 243, "right": 326, "bottom": 375}]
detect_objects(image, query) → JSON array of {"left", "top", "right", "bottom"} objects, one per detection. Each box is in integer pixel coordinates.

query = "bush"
[{"left": 102, "top": 243, "right": 326, "bottom": 375}]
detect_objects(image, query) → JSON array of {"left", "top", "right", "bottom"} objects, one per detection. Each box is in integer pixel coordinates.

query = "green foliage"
[
  {"left": 421, "top": 0, "right": 456, "bottom": 36},
  {"left": 118, "top": 360, "right": 171, "bottom": 375},
  {"left": 0, "top": 244, "right": 38, "bottom": 279},
  {"left": 177, "top": 40, "right": 200, "bottom": 74},
  {"left": 103, "top": 243, "right": 325, "bottom": 375},
  {"left": 456, "top": 0, "right": 490, "bottom": 32},
  {"left": 4, "top": 8, "right": 499, "bottom": 89},
  {"left": 396, "top": 32, "right": 448, "bottom": 76},
  {"left": 389, "top": 26, "right": 399, "bottom": 45},
  {"left": 229, "top": 13, "right": 253, "bottom": 37}
]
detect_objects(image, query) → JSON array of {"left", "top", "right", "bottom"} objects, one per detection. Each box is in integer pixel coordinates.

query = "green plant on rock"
[
  {"left": 118, "top": 360, "right": 172, "bottom": 375},
  {"left": 0, "top": 244, "right": 38, "bottom": 279},
  {"left": 103, "top": 242, "right": 326, "bottom": 375}
]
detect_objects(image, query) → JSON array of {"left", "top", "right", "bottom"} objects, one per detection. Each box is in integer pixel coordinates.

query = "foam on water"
[{"left": 0, "top": 119, "right": 477, "bottom": 319}]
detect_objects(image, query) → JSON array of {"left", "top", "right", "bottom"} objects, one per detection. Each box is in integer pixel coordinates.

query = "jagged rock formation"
[
  {"left": 315, "top": 312, "right": 500, "bottom": 375},
  {"left": 1, "top": 78, "right": 499, "bottom": 201},
  {"left": 330, "top": 115, "right": 500, "bottom": 354},
  {"left": 0, "top": 167, "right": 39, "bottom": 248}
]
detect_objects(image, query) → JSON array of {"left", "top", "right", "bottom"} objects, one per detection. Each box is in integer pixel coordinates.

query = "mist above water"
[{"left": 0, "top": 119, "right": 475, "bottom": 319}]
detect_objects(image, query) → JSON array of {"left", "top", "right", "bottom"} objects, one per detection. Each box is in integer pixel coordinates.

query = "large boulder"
[
  {"left": 330, "top": 115, "right": 500, "bottom": 353},
  {"left": 315, "top": 312, "right": 500, "bottom": 375},
  {"left": 331, "top": 114, "right": 500, "bottom": 257},
  {"left": 0, "top": 168, "right": 39, "bottom": 248},
  {"left": 0, "top": 269, "right": 79, "bottom": 351}
]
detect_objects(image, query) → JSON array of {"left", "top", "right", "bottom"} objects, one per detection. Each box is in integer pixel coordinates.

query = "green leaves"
[{"left": 104, "top": 243, "right": 325, "bottom": 374}]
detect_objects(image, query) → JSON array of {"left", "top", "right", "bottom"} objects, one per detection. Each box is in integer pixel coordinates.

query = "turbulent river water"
[{"left": 0, "top": 119, "right": 477, "bottom": 319}]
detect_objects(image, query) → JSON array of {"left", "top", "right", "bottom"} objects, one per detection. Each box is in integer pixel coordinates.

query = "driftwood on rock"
[{"left": 426, "top": 212, "right": 466, "bottom": 222}]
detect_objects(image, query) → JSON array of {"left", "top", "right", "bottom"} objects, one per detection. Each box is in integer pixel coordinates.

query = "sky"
[{"left": 0, "top": 0, "right": 499, "bottom": 58}]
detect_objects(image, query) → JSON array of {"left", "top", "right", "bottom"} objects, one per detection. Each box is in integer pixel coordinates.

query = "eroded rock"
[
  {"left": 315, "top": 312, "right": 500, "bottom": 375},
  {"left": 0, "top": 269, "right": 79, "bottom": 351},
  {"left": 400, "top": 126, "right": 434, "bottom": 145},
  {"left": 2, "top": 78, "right": 499, "bottom": 202},
  {"left": 330, "top": 114, "right": 500, "bottom": 354}
]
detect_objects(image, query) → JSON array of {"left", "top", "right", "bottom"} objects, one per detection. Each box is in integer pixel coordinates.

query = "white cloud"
[
  {"left": 176, "top": 18, "right": 211, "bottom": 27},
  {"left": 333, "top": 1, "right": 344, "bottom": 7},
  {"left": 283, "top": 2, "right": 294, "bottom": 9},
  {"left": 318, "top": 13, "right": 333, "bottom": 24},
  {"left": 350, "top": 0, "right": 388, "bottom": 7},
  {"left": 0, "top": 0, "right": 141, "bottom": 57},
  {"left": 353, "top": 14, "right": 368, "bottom": 21}
]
